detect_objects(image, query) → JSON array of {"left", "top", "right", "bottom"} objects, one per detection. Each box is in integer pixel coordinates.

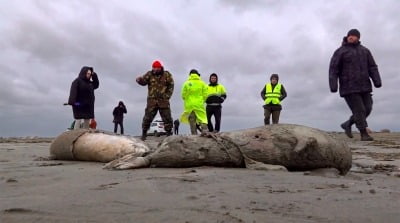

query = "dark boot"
[
  {"left": 200, "top": 124, "right": 209, "bottom": 136},
  {"left": 340, "top": 121, "right": 353, "bottom": 138},
  {"left": 141, "top": 130, "right": 147, "bottom": 141},
  {"left": 360, "top": 129, "right": 373, "bottom": 141}
]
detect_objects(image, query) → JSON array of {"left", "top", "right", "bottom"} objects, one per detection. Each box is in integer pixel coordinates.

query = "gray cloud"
[{"left": 0, "top": 0, "right": 399, "bottom": 137}]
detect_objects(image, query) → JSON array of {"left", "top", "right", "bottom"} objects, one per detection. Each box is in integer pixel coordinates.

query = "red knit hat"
[{"left": 152, "top": 60, "right": 162, "bottom": 68}]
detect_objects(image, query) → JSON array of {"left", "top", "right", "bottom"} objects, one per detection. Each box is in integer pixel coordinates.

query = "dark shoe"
[
  {"left": 360, "top": 129, "right": 374, "bottom": 141},
  {"left": 361, "top": 134, "right": 374, "bottom": 141},
  {"left": 341, "top": 121, "right": 353, "bottom": 138}
]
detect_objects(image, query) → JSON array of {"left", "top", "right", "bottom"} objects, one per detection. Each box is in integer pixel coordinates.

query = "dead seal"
[
  {"left": 50, "top": 129, "right": 149, "bottom": 162},
  {"left": 104, "top": 124, "right": 352, "bottom": 175}
]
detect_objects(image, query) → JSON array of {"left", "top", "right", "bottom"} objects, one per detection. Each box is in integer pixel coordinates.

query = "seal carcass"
[
  {"left": 50, "top": 129, "right": 149, "bottom": 162},
  {"left": 104, "top": 124, "right": 352, "bottom": 175}
]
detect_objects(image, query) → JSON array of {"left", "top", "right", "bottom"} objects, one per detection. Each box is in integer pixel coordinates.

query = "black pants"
[
  {"left": 114, "top": 122, "right": 124, "bottom": 134},
  {"left": 206, "top": 106, "right": 222, "bottom": 132},
  {"left": 344, "top": 93, "right": 373, "bottom": 130},
  {"left": 264, "top": 109, "right": 280, "bottom": 125},
  {"left": 174, "top": 127, "right": 179, "bottom": 135}
]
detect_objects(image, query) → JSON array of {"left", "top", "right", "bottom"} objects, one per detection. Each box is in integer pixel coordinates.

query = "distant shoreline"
[
  {"left": 0, "top": 137, "right": 54, "bottom": 143},
  {"left": 0, "top": 130, "right": 397, "bottom": 143}
]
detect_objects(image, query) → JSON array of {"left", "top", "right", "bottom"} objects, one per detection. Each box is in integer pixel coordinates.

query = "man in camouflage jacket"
[{"left": 136, "top": 60, "right": 174, "bottom": 140}]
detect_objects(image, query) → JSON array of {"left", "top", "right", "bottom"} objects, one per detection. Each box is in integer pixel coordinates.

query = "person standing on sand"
[
  {"left": 68, "top": 66, "right": 99, "bottom": 129},
  {"left": 180, "top": 69, "right": 208, "bottom": 135},
  {"left": 329, "top": 29, "right": 382, "bottom": 141},
  {"left": 136, "top": 60, "right": 174, "bottom": 140},
  {"left": 173, "top": 119, "right": 180, "bottom": 135},
  {"left": 205, "top": 73, "right": 227, "bottom": 133},
  {"left": 113, "top": 101, "right": 127, "bottom": 134},
  {"left": 260, "top": 73, "right": 287, "bottom": 125}
]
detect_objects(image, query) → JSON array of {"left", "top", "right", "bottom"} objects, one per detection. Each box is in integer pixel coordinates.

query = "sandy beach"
[{"left": 1, "top": 132, "right": 399, "bottom": 223}]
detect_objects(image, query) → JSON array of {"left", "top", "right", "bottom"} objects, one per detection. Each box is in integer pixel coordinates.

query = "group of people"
[
  {"left": 67, "top": 28, "right": 382, "bottom": 142},
  {"left": 135, "top": 63, "right": 228, "bottom": 140}
]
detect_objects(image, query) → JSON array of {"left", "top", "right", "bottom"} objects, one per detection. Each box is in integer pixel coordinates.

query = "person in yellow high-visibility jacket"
[
  {"left": 206, "top": 73, "right": 227, "bottom": 133},
  {"left": 260, "top": 73, "right": 287, "bottom": 125},
  {"left": 180, "top": 69, "right": 208, "bottom": 135}
]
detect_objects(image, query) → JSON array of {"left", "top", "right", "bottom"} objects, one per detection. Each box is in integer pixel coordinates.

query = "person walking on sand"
[
  {"left": 136, "top": 60, "right": 174, "bottom": 140},
  {"left": 329, "top": 29, "right": 382, "bottom": 141},
  {"left": 181, "top": 69, "right": 208, "bottom": 135},
  {"left": 173, "top": 119, "right": 180, "bottom": 135},
  {"left": 260, "top": 73, "right": 287, "bottom": 125},
  {"left": 68, "top": 66, "right": 99, "bottom": 129},
  {"left": 113, "top": 101, "right": 127, "bottom": 134},
  {"left": 206, "top": 73, "right": 227, "bottom": 133}
]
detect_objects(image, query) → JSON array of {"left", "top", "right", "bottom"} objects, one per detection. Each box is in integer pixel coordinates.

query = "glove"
[{"left": 74, "top": 102, "right": 81, "bottom": 106}]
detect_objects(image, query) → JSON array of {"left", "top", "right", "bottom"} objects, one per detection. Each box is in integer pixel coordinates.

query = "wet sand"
[{"left": 1, "top": 132, "right": 399, "bottom": 223}]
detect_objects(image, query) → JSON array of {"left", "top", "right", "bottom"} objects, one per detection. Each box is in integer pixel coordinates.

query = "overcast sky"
[{"left": 0, "top": 0, "right": 399, "bottom": 137}]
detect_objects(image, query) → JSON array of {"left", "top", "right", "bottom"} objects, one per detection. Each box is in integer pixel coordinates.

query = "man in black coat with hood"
[
  {"left": 68, "top": 66, "right": 99, "bottom": 129},
  {"left": 329, "top": 29, "right": 382, "bottom": 141},
  {"left": 113, "top": 101, "right": 127, "bottom": 134}
]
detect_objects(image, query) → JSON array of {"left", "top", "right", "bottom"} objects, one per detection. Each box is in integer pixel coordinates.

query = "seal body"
[
  {"left": 222, "top": 124, "right": 352, "bottom": 174},
  {"left": 50, "top": 129, "right": 149, "bottom": 162},
  {"left": 105, "top": 124, "right": 352, "bottom": 175}
]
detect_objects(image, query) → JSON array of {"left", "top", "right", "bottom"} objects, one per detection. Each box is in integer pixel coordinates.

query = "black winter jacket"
[
  {"left": 329, "top": 37, "right": 381, "bottom": 97},
  {"left": 68, "top": 66, "right": 99, "bottom": 119},
  {"left": 113, "top": 104, "right": 127, "bottom": 123}
]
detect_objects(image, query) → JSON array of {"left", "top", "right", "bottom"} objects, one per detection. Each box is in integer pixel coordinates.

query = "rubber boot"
[
  {"left": 189, "top": 112, "right": 197, "bottom": 135},
  {"left": 141, "top": 129, "right": 147, "bottom": 141},
  {"left": 200, "top": 123, "right": 209, "bottom": 136},
  {"left": 340, "top": 120, "right": 353, "bottom": 138},
  {"left": 360, "top": 129, "right": 373, "bottom": 141}
]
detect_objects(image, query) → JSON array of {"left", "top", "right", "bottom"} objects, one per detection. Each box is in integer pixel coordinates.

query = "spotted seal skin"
[{"left": 104, "top": 124, "right": 352, "bottom": 175}]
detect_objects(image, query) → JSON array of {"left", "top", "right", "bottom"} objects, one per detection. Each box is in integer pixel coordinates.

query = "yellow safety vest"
[{"left": 264, "top": 83, "right": 281, "bottom": 105}]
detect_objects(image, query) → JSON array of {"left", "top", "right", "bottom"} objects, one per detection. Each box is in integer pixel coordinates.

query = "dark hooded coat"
[
  {"left": 113, "top": 101, "right": 127, "bottom": 123},
  {"left": 329, "top": 37, "right": 381, "bottom": 97},
  {"left": 68, "top": 66, "right": 99, "bottom": 119}
]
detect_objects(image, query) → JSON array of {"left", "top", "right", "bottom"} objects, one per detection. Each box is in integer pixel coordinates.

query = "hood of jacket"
[
  {"left": 188, "top": 73, "right": 201, "bottom": 81},
  {"left": 209, "top": 73, "right": 218, "bottom": 86},
  {"left": 78, "top": 66, "right": 93, "bottom": 80}
]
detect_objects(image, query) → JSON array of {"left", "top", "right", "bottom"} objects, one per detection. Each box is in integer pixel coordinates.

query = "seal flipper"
[
  {"left": 103, "top": 154, "right": 150, "bottom": 170},
  {"left": 293, "top": 137, "right": 317, "bottom": 153},
  {"left": 244, "top": 156, "right": 287, "bottom": 171}
]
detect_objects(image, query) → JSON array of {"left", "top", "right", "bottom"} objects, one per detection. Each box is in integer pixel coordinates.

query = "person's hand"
[
  {"left": 74, "top": 102, "right": 81, "bottom": 106},
  {"left": 136, "top": 76, "right": 142, "bottom": 83},
  {"left": 374, "top": 83, "right": 382, "bottom": 88}
]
